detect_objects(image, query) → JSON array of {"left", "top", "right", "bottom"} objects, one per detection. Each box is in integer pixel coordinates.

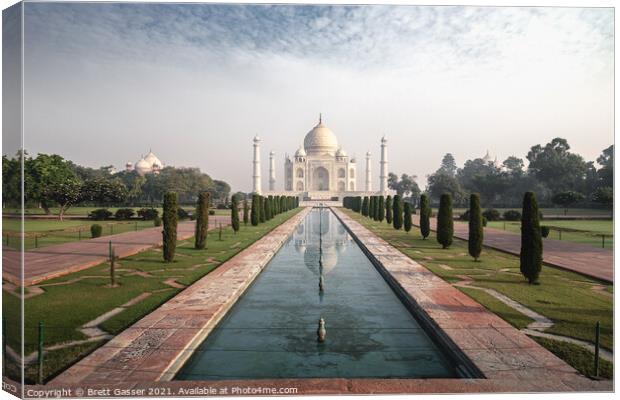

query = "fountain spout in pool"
[{"left": 317, "top": 318, "right": 326, "bottom": 342}]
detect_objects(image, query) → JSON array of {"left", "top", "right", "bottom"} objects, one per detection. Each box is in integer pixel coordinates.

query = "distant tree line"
[{"left": 2, "top": 151, "right": 232, "bottom": 219}]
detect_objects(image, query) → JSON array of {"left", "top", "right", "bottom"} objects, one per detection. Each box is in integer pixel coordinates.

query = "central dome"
[{"left": 303, "top": 117, "right": 338, "bottom": 156}]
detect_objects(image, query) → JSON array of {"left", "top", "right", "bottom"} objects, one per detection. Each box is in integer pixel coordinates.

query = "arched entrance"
[{"left": 312, "top": 167, "right": 329, "bottom": 191}]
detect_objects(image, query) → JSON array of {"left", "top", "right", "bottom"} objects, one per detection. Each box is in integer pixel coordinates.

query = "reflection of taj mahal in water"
[
  {"left": 252, "top": 115, "right": 388, "bottom": 201},
  {"left": 293, "top": 209, "right": 351, "bottom": 275}
]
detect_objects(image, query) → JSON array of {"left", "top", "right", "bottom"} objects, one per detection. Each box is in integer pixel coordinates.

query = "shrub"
[
  {"left": 154, "top": 216, "right": 162, "bottom": 227},
  {"left": 137, "top": 208, "right": 159, "bottom": 220},
  {"left": 216, "top": 203, "right": 228, "bottom": 210},
  {"left": 89, "top": 208, "right": 112, "bottom": 220},
  {"left": 90, "top": 224, "right": 103, "bottom": 238},
  {"left": 114, "top": 208, "right": 135, "bottom": 220},
  {"left": 482, "top": 216, "right": 488, "bottom": 227},
  {"left": 178, "top": 208, "right": 190, "bottom": 220},
  {"left": 231, "top": 194, "right": 240, "bottom": 234},
  {"left": 541, "top": 226, "right": 550, "bottom": 238},
  {"left": 403, "top": 202, "right": 412, "bottom": 233},
  {"left": 162, "top": 192, "right": 178, "bottom": 262},
  {"left": 482, "top": 208, "right": 501, "bottom": 221},
  {"left": 520, "top": 192, "right": 542, "bottom": 284},
  {"left": 468, "top": 193, "right": 483, "bottom": 261},
  {"left": 195, "top": 192, "right": 209, "bottom": 249},
  {"left": 503, "top": 210, "right": 522, "bottom": 221},
  {"left": 392, "top": 195, "right": 403, "bottom": 230},
  {"left": 208, "top": 210, "right": 215, "bottom": 216},
  {"left": 459, "top": 210, "right": 470, "bottom": 221},
  {"left": 419, "top": 194, "right": 431, "bottom": 239},
  {"left": 436, "top": 194, "right": 453, "bottom": 249}
]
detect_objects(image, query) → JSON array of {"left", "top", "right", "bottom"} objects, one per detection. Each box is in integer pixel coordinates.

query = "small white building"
[{"left": 126, "top": 150, "right": 164, "bottom": 176}]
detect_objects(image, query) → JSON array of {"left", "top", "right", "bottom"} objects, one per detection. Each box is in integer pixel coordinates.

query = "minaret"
[
  {"left": 253, "top": 135, "right": 262, "bottom": 194},
  {"left": 269, "top": 150, "right": 276, "bottom": 191},
  {"left": 365, "top": 151, "right": 372, "bottom": 192},
  {"left": 380, "top": 136, "right": 388, "bottom": 194}
]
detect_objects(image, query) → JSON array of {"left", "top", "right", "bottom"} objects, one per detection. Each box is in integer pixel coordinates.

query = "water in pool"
[{"left": 176, "top": 208, "right": 457, "bottom": 380}]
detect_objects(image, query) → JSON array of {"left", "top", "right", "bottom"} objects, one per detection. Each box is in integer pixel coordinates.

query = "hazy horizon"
[{"left": 6, "top": 3, "right": 614, "bottom": 192}]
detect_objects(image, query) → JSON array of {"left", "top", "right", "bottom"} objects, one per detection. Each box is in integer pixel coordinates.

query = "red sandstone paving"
[
  {"left": 2, "top": 216, "right": 230, "bottom": 286},
  {"left": 411, "top": 214, "right": 613, "bottom": 283}
]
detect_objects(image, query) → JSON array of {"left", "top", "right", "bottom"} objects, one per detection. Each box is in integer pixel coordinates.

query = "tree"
[
  {"left": 194, "top": 192, "right": 210, "bottom": 249},
  {"left": 527, "top": 138, "right": 588, "bottom": 193},
  {"left": 372, "top": 196, "right": 379, "bottom": 220},
  {"left": 385, "top": 195, "right": 393, "bottom": 224},
  {"left": 262, "top": 196, "right": 270, "bottom": 221},
  {"left": 597, "top": 145, "right": 614, "bottom": 188},
  {"left": 592, "top": 186, "right": 613, "bottom": 208},
  {"left": 392, "top": 195, "right": 403, "bottom": 230},
  {"left": 427, "top": 172, "right": 465, "bottom": 205},
  {"left": 362, "top": 196, "right": 369, "bottom": 217},
  {"left": 27, "top": 153, "right": 80, "bottom": 214},
  {"left": 378, "top": 196, "right": 385, "bottom": 222},
  {"left": 259, "top": 196, "right": 266, "bottom": 223},
  {"left": 251, "top": 194, "right": 259, "bottom": 226},
  {"left": 162, "top": 192, "right": 178, "bottom": 262},
  {"left": 437, "top": 153, "right": 458, "bottom": 177},
  {"left": 520, "top": 192, "right": 542, "bottom": 284},
  {"left": 503, "top": 156, "right": 525, "bottom": 177},
  {"left": 468, "top": 193, "right": 483, "bottom": 261},
  {"left": 388, "top": 173, "right": 421, "bottom": 202},
  {"left": 403, "top": 202, "right": 412, "bottom": 233},
  {"left": 231, "top": 194, "right": 240, "bottom": 234},
  {"left": 243, "top": 199, "right": 249, "bottom": 225},
  {"left": 551, "top": 191, "right": 585, "bottom": 215},
  {"left": 368, "top": 196, "right": 374, "bottom": 219},
  {"left": 43, "top": 179, "right": 83, "bottom": 221},
  {"left": 436, "top": 194, "right": 453, "bottom": 249},
  {"left": 419, "top": 194, "right": 431, "bottom": 239},
  {"left": 81, "top": 178, "right": 128, "bottom": 206}
]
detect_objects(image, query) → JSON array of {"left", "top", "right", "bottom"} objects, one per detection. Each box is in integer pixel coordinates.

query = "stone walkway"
[
  {"left": 3, "top": 216, "right": 230, "bottom": 286},
  {"left": 51, "top": 208, "right": 310, "bottom": 385},
  {"left": 411, "top": 215, "right": 613, "bottom": 283}
]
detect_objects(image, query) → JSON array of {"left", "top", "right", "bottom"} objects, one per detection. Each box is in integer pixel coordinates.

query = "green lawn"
[
  {"left": 2, "top": 219, "right": 159, "bottom": 250},
  {"left": 342, "top": 210, "right": 613, "bottom": 362},
  {"left": 486, "top": 219, "right": 613, "bottom": 249},
  {"left": 2, "top": 208, "right": 300, "bottom": 383}
]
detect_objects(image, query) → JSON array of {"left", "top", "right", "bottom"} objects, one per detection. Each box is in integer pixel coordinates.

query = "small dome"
[
  {"left": 295, "top": 146, "right": 307, "bottom": 157},
  {"left": 482, "top": 150, "right": 493, "bottom": 162},
  {"left": 303, "top": 116, "right": 338, "bottom": 156},
  {"left": 135, "top": 158, "right": 151, "bottom": 176},
  {"left": 253, "top": 135, "right": 261, "bottom": 142},
  {"left": 381, "top": 135, "right": 388, "bottom": 143},
  {"left": 144, "top": 151, "right": 163, "bottom": 169},
  {"left": 366, "top": 151, "right": 372, "bottom": 157},
  {"left": 350, "top": 157, "right": 356, "bottom": 163},
  {"left": 336, "top": 148, "right": 347, "bottom": 157}
]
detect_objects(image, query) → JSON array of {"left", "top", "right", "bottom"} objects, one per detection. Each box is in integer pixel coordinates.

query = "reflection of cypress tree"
[
  {"left": 419, "top": 194, "right": 431, "bottom": 239},
  {"left": 385, "top": 195, "right": 393, "bottom": 224},
  {"left": 468, "top": 193, "right": 483, "bottom": 261},
  {"left": 520, "top": 192, "right": 542, "bottom": 284},
  {"left": 437, "top": 194, "right": 453, "bottom": 249},
  {"left": 194, "top": 192, "right": 209, "bottom": 249},
  {"left": 404, "top": 202, "right": 412, "bottom": 233},
  {"left": 231, "top": 194, "right": 240, "bottom": 234},
  {"left": 378, "top": 196, "right": 385, "bottom": 222},
  {"left": 162, "top": 192, "right": 178, "bottom": 262},
  {"left": 393, "top": 195, "right": 403, "bottom": 230},
  {"left": 362, "top": 196, "right": 369, "bottom": 217},
  {"left": 251, "top": 195, "right": 259, "bottom": 226}
]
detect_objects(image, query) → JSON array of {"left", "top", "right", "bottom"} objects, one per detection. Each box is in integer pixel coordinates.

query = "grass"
[
  {"left": 530, "top": 336, "right": 613, "bottom": 379},
  {"left": 343, "top": 209, "right": 613, "bottom": 353},
  {"left": 457, "top": 287, "right": 534, "bottom": 330},
  {"left": 2, "top": 208, "right": 301, "bottom": 383},
  {"left": 486, "top": 219, "right": 613, "bottom": 249},
  {"left": 2, "top": 219, "right": 159, "bottom": 250}
]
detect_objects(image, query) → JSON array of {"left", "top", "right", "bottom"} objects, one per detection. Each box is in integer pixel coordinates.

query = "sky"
[{"left": 4, "top": 2, "right": 614, "bottom": 192}]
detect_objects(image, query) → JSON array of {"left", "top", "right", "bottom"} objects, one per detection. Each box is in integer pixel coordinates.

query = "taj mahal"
[{"left": 252, "top": 115, "right": 388, "bottom": 201}]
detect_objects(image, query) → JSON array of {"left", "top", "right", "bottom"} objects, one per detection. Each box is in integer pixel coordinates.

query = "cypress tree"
[
  {"left": 268, "top": 195, "right": 275, "bottom": 217},
  {"left": 251, "top": 194, "right": 259, "bottom": 226},
  {"left": 373, "top": 196, "right": 379, "bottom": 220},
  {"left": 231, "top": 194, "right": 240, "bottom": 234},
  {"left": 280, "top": 196, "right": 286, "bottom": 212},
  {"left": 275, "top": 195, "right": 281, "bottom": 214},
  {"left": 355, "top": 196, "right": 362, "bottom": 213},
  {"left": 436, "top": 193, "right": 453, "bottom": 249},
  {"left": 243, "top": 199, "right": 249, "bottom": 225},
  {"left": 419, "top": 194, "right": 431, "bottom": 239},
  {"left": 385, "top": 195, "right": 393, "bottom": 224},
  {"left": 259, "top": 196, "right": 266, "bottom": 223},
  {"left": 468, "top": 193, "right": 483, "bottom": 261},
  {"left": 264, "top": 196, "right": 272, "bottom": 220},
  {"left": 378, "top": 196, "right": 385, "bottom": 222},
  {"left": 362, "top": 196, "right": 369, "bottom": 217},
  {"left": 520, "top": 191, "right": 543, "bottom": 284},
  {"left": 392, "top": 195, "right": 403, "bottom": 229},
  {"left": 369, "top": 196, "right": 375, "bottom": 219},
  {"left": 194, "top": 192, "right": 209, "bottom": 249},
  {"left": 162, "top": 191, "right": 178, "bottom": 262},
  {"left": 404, "top": 202, "right": 412, "bottom": 233}
]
